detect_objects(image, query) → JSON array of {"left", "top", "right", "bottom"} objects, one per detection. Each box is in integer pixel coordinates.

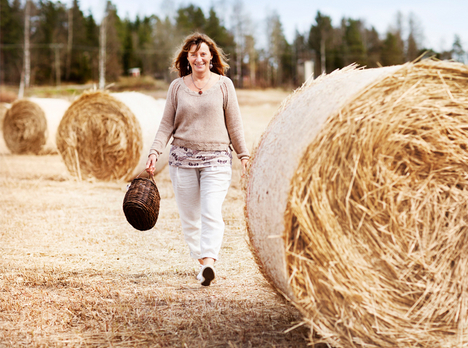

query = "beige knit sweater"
[{"left": 149, "top": 75, "right": 250, "bottom": 160}]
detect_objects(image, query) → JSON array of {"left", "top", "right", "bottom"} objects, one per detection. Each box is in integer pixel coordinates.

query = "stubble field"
[{"left": 0, "top": 89, "right": 322, "bottom": 347}]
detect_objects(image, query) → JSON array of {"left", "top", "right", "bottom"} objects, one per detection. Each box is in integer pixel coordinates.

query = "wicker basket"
[{"left": 123, "top": 174, "right": 160, "bottom": 231}]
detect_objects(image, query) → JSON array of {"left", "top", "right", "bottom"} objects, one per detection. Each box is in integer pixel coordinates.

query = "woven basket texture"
[{"left": 123, "top": 177, "right": 160, "bottom": 231}]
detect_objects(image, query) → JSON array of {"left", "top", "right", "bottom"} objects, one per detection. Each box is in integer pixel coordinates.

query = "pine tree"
[
  {"left": 231, "top": 0, "right": 248, "bottom": 86},
  {"left": 130, "top": 16, "right": 153, "bottom": 76},
  {"left": 104, "top": 1, "right": 123, "bottom": 82},
  {"left": 365, "top": 27, "right": 382, "bottom": 67},
  {"left": 175, "top": 4, "right": 206, "bottom": 37},
  {"left": 84, "top": 12, "right": 99, "bottom": 81},
  {"left": 452, "top": 35, "right": 465, "bottom": 63},
  {"left": 151, "top": 15, "right": 177, "bottom": 80},
  {"left": 32, "top": 0, "right": 67, "bottom": 85},
  {"left": 406, "top": 13, "right": 423, "bottom": 62},
  {"left": 292, "top": 31, "right": 313, "bottom": 84},
  {"left": 342, "top": 18, "right": 367, "bottom": 67},
  {"left": 67, "top": 0, "right": 92, "bottom": 83},
  {"left": 381, "top": 32, "right": 405, "bottom": 66},
  {"left": 122, "top": 19, "right": 134, "bottom": 74},
  {"left": 406, "top": 33, "right": 418, "bottom": 62},
  {"left": 204, "top": 7, "right": 235, "bottom": 61},
  {"left": 0, "top": 0, "right": 24, "bottom": 84},
  {"left": 308, "top": 11, "right": 333, "bottom": 75},
  {"left": 266, "top": 11, "right": 290, "bottom": 86}
]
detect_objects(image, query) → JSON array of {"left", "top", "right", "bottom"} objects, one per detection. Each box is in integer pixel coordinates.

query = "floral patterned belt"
[{"left": 168, "top": 145, "right": 232, "bottom": 168}]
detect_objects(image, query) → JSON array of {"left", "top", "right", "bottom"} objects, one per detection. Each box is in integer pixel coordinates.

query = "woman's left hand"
[{"left": 241, "top": 158, "right": 249, "bottom": 178}]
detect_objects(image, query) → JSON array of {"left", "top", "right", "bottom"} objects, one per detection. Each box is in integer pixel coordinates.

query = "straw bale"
[
  {"left": 0, "top": 103, "right": 9, "bottom": 131},
  {"left": 112, "top": 92, "right": 168, "bottom": 178},
  {"left": 2, "top": 98, "right": 69, "bottom": 154},
  {"left": 56, "top": 91, "right": 167, "bottom": 181},
  {"left": 245, "top": 60, "right": 468, "bottom": 347},
  {"left": 0, "top": 90, "right": 17, "bottom": 103}
]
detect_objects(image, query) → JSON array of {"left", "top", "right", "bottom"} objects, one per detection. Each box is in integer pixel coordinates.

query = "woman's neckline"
[{"left": 181, "top": 74, "right": 222, "bottom": 96}]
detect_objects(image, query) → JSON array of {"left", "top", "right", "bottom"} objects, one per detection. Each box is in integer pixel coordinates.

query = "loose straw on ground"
[
  {"left": 245, "top": 60, "right": 468, "bottom": 347},
  {"left": 2, "top": 98, "right": 69, "bottom": 154},
  {"left": 56, "top": 91, "right": 167, "bottom": 181}
]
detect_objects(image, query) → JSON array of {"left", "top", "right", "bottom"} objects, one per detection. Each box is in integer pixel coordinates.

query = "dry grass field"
[{"left": 0, "top": 89, "right": 324, "bottom": 347}]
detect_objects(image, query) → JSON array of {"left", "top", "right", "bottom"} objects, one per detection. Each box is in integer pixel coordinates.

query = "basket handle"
[{"left": 136, "top": 169, "right": 156, "bottom": 184}]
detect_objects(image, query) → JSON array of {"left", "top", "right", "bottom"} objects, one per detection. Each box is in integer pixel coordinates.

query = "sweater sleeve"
[
  {"left": 223, "top": 78, "right": 250, "bottom": 159},
  {"left": 149, "top": 80, "right": 179, "bottom": 157}
]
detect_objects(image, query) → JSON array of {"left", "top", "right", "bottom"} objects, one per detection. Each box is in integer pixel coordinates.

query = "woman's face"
[{"left": 188, "top": 42, "right": 213, "bottom": 74}]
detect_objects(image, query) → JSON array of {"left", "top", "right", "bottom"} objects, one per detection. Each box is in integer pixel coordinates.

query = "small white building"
[
  {"left": 304, "top": 60, "right": 314, "bottom": 82},
  {"left": 128, "top": 68, "right": 141, "bottom": 77}
]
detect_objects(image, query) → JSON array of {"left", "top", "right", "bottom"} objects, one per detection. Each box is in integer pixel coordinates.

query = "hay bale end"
[{"left": 246, "top": 60, "right": 468, "bottom": 347}]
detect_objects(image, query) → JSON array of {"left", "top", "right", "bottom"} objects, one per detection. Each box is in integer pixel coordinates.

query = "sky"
[{"left": 74, "top": 0, "right": 467, "bottom": 53}]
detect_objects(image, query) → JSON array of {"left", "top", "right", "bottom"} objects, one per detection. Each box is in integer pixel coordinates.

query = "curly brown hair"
[{"left": 172, "top": 32, "right": 230, "bottom": 77}]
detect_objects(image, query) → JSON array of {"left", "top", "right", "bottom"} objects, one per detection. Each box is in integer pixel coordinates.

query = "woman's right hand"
[{"left": 146, "top": 154, "right": 158, "bottom": 175}]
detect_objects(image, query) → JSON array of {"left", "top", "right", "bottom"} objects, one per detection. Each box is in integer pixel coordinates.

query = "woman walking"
[{"left": 146, "top": 33, "right": 250, "bottom": 286}]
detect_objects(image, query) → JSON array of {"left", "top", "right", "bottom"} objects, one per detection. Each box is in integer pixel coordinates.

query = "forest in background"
[{"left": 0, "top": 0, "right": 466, "bottom": 89}]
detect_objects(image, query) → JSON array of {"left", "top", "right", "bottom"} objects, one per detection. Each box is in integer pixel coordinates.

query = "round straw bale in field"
[
  {"left": 245, "top": 60, "right": 468, "bottom": 347},
  {"left": 0, "top": 103, "right": 10, "bottom": 131},
  {"left": 56, "top": 91, "right": 168, "bottom": 181},
  {"left": 0, "top": 90, "right": 17, "bottom": 103},
  {"left": 2, "top": 98, "right": 70, "bottom": 154}
]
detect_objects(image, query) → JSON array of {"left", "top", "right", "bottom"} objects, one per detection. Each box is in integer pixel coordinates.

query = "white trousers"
[{"left": 169, "top": 165, "right": 232, "bottom": 260}]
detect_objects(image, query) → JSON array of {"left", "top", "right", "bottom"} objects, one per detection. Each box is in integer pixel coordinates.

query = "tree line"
[{"left": 0, "top": 0, "right": 466, "bottom": 89}]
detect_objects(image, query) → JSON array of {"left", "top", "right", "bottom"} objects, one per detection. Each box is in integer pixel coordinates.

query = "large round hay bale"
[
  {"left": 56, "top": 91, "right": 168, "bottom": 181},
  {"left": 245, "top": 60, "right": 468, "bottom": 347},
  {"left": 0, "top": 103, "right": 10, "bottom": 152},
  {"left": 2, "top": 98, "right": 70, "bottom": 154}
]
